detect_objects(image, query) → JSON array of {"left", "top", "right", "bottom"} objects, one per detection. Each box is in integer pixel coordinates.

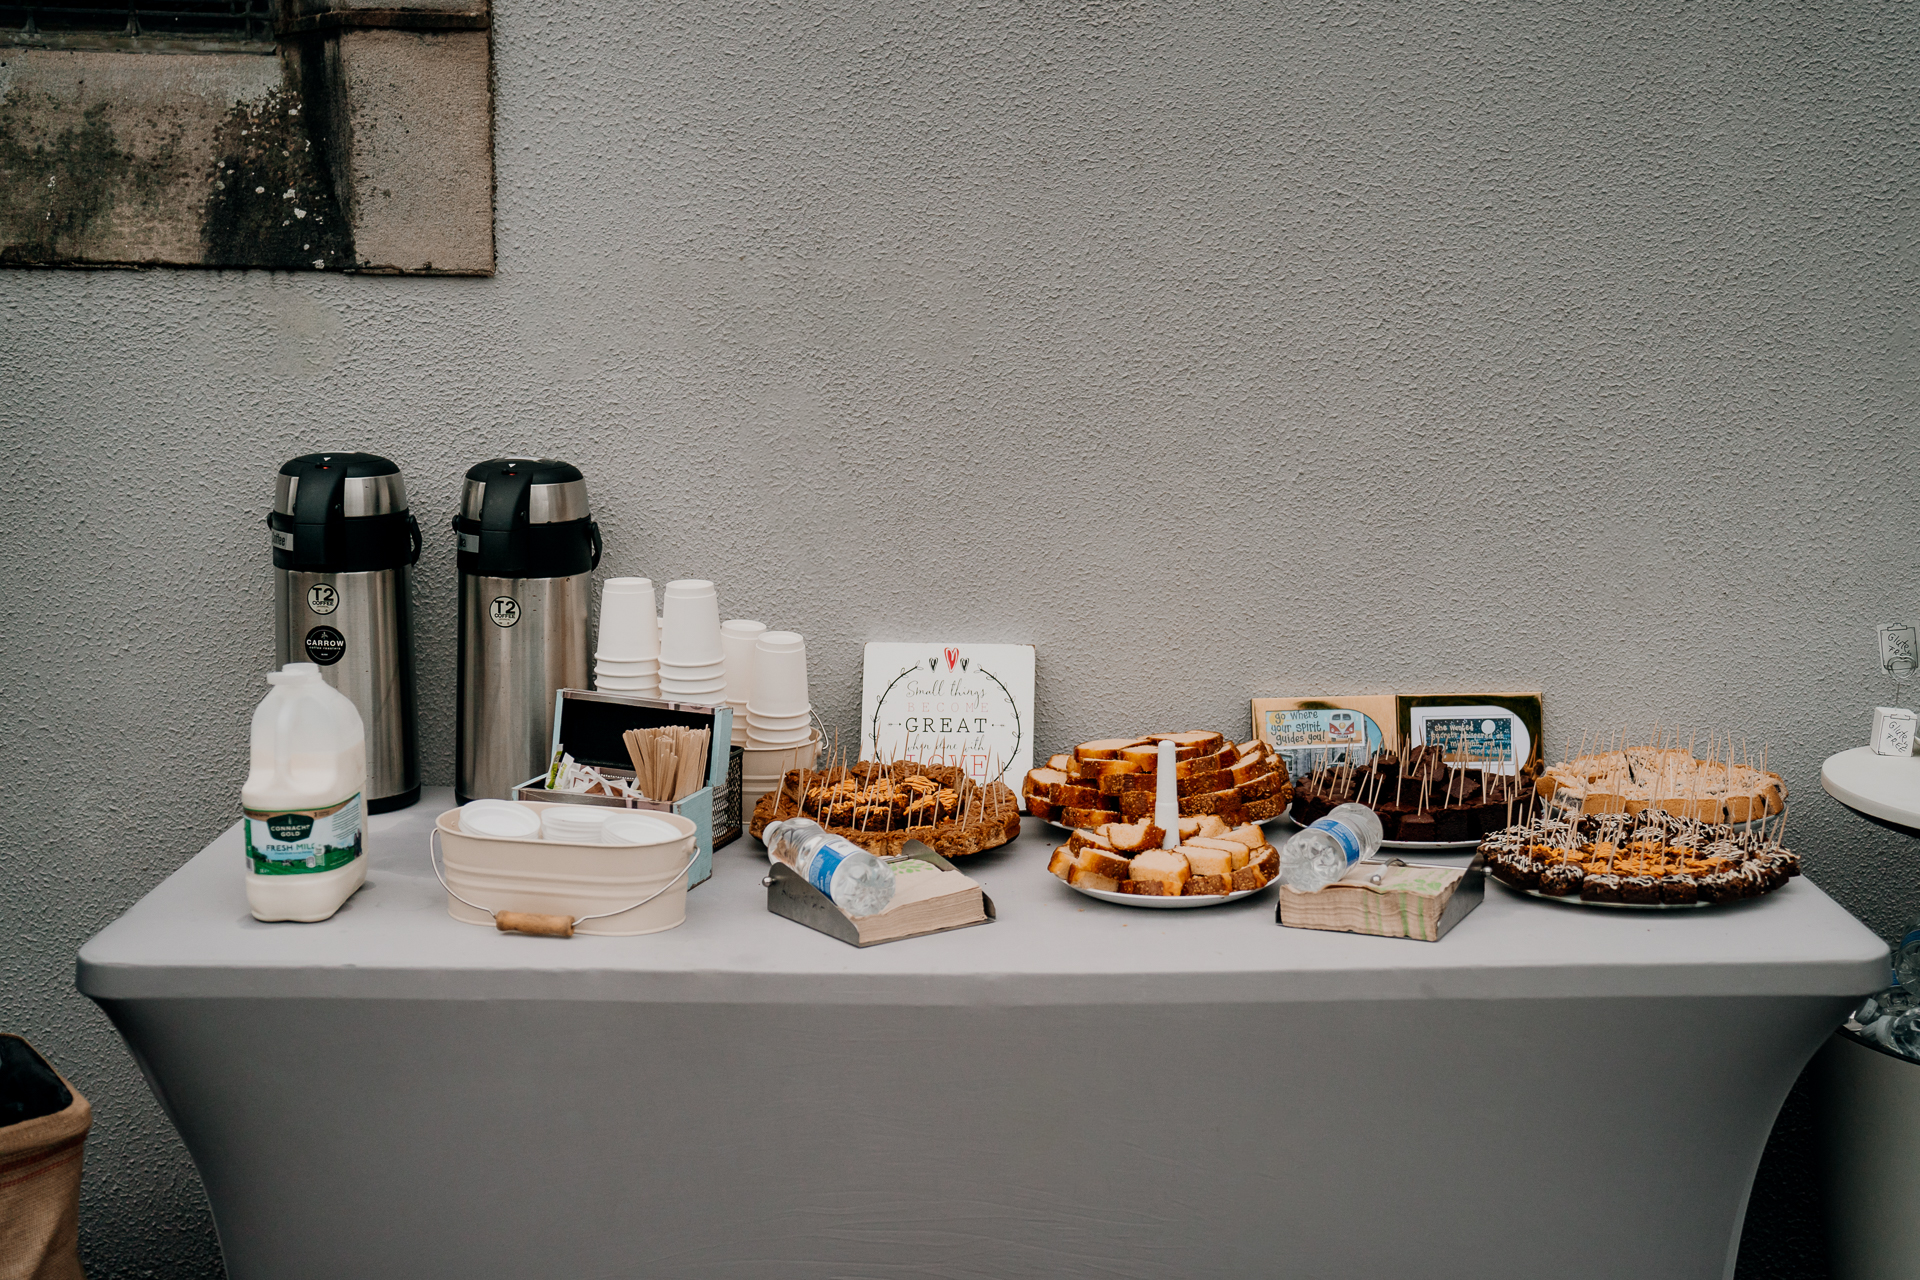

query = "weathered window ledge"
[{"left": 0, "top": 0, "right": 493, "bottom": 274}]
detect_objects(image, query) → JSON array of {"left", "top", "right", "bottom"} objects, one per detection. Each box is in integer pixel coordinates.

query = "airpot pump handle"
[
  {"left": 478, "top": 465, "right": 535, "bottom": 572},
  {"left": 406, "top": 512, "right": 422, "bottom": 566},
  {"left": 588, "top": 521, "right": 602, "bottom": 570},
  {"left": 291, "top": 460, "right": 350, "bottom": 563}
]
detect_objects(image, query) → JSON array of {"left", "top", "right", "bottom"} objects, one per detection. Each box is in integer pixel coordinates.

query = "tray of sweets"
[
  {"left": 1021, "top": 732, "right": 1291, "bottom": 832},
  {"left": 1478, "top": 808, "right": 1799, "bottom": 908},
  {"left": 1285, "top": 743, "right": 1531, "bottom": 851},
  {"left": 749, "top": 761, "right": 1021, "bottom": 860},
  {"left": 1535, "top": 738, "right": 1785, "bottom": 823}
]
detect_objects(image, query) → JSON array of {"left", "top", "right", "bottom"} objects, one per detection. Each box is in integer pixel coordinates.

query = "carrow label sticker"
[{"left": 244, "top": 793, "right": 363, "bottom": 875}]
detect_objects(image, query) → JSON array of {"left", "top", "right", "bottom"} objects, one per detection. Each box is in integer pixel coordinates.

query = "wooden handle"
[{"left": 494, "top": 911, "right": 575, "bottom": 938}]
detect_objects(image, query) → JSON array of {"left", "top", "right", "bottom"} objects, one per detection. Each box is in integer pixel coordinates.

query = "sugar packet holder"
[{"left": 514, "top": 688, "right": 740, "bottom": 888}]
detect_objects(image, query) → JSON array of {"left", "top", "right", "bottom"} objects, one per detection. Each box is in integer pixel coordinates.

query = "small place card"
[
  {"left": 1871, "top": 706, "right": 1916, "bottom": 757},
  {"left": 1879, "top": 624, "right": 1918, "bottom": 677}
]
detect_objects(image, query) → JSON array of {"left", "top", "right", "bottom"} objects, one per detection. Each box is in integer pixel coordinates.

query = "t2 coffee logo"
[
  {"left": 306, "top": 584, "right": 339, "bottom": 615},
  {"left": 304, "top": 626, "right": 346, "bottom": 665},
  {"left": 489, "top": 596, "right": 521, "bottom": 628}
]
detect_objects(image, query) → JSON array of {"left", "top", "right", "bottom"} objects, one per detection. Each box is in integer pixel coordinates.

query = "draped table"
[{"left": 79, "top": 788, "right": 1885, "bottom": 1280}]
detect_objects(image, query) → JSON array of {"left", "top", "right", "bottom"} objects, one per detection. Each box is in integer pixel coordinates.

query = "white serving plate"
[
  {"left": 1041, "top": 804, "right": 1291, "bottom": 834},
  {"left": 1489, "top": 877, "right": 1714, "bottom": 910},
  {"left": 1060, "top": 877, "right": 1278, "bottom": 909}
]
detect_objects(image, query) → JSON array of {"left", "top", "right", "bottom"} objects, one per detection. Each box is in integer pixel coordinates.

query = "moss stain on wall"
[
  {"left": 0, "top": 91, "right": 176, "bottom": 264},
  {"left": 201, "top": 88, "right": 351, "bottom": 270}
]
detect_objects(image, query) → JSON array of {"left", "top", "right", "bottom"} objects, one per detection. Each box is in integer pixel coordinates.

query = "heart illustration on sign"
[{"left": 944, "top": 647, "right": 960, "bottom": 671}]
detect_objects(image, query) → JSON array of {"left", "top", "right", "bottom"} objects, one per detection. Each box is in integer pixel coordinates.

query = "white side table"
[
  {"left": 1817, "top": 748, "right": 1920, "bottom": 1279},
  {"left": 1821, "top": 747, "right": 1920, "bottom": 831}
]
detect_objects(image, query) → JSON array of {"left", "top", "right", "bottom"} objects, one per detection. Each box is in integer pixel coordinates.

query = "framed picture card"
[
  {"left": 1250, "top": 696, "right": 1399, "bottom": 760},
  {"left": 1396, "top": 693, "right": 1544, "bottom": 774},
  {"left": 861, "top": 643, "right": 1035, "bottom": 801}
]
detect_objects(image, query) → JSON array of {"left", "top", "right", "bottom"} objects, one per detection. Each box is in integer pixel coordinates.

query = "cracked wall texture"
[{"left": 1, "top": 2, "right": 1916, "bottom": 1277}]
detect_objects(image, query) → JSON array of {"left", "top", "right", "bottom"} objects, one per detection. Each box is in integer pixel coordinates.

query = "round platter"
[
  {"left": 1060, "top": 878, "right": 1277, "bottom": 909},
  {"left": 1490, "top": 878, "right": 1713, "bottom": 910},
  {"left": 1042, "top": 804, "right": 1291, "bottom": 834}
]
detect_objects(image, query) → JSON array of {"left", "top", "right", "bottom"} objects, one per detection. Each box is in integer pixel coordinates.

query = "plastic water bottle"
[
  {"left": 1889, "top": 1009, "right": 1920, "bottom": 1061},
  {"left": 1893, "top": 914, "right": 1920, "bottom": 992},
  {"left": 1280, "top": 803, "right": 1384, "bottom": 892},
  {"left": 763, "top": 818, "right": 897, "bottom": 917}
]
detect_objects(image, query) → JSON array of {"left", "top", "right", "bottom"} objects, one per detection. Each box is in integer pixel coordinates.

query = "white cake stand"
[{"left": 1821, "top": 746, "right": 1920, "bottom": 832}]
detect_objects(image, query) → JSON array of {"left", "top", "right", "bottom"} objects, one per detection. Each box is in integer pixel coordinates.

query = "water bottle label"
[
  {"left": 804, "top": 844, "right": 850, "bottom": 899},
  {"left": 1306, "top": 817, "right": 1363, "bottom": 866},
  {"left": 1902, "top": 930, "right": 1920, "bottom": 950},
  {"left": 244, "top": 793, "right": 363, "bottom": 874}
]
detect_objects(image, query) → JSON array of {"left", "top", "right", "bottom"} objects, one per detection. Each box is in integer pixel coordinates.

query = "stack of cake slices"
[
  {"left": 1047, "top": 815, "right": 1281, "bottom": 897},
  {"left": 1021, "top": 732, "right": 1291, "bottom": 828}
]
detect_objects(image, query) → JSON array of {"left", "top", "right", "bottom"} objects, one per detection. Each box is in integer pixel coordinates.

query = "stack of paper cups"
[
  {"left": 739, "top": 732, "right": 822, "bottom": 823},
  {"left": 658, "top": 580, "right": 726, "bottom": 701},
  {"left": 594, "top": 578, "right": 659, "bottom": 697},
  {"left": 720, "top": 619, "right": 767, "bottom": 745},
  {"left": 745, "top": 631, "right": 811, "bottom": 746}
]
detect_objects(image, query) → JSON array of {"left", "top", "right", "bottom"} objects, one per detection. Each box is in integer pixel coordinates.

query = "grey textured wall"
[{"left": 2, "top": 3, "right": 1915, "bottom": 1276}]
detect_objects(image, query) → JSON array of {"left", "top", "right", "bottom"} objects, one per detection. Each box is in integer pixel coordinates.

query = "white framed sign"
[
  {"left": 1406, "top": 705, "right": 1532, "bottom": 775},
  {"left": 860, "top": 643, "right": 1035, "bottom": 801}
]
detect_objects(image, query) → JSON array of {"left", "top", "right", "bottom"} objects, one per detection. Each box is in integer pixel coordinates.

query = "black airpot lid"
[
  {"left": 454, "top": 457, "right": 600, "bottom": 579},
  {"left": 269, "top": 452, "right": 419, "bottom": 574}
]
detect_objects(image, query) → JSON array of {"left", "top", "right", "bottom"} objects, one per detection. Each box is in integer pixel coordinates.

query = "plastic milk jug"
[{"left": 241, "top": 663, "right": 368, "bottom": 922}]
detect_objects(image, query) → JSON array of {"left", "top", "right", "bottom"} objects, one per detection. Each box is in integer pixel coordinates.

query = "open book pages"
[{"left": 852, "top": 858, "right": 988, "bottom": 945}]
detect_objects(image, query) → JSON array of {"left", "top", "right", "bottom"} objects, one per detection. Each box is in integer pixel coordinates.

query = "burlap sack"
[{"left": 0, "top": 1038, "right": 89, "bottom": 1280}]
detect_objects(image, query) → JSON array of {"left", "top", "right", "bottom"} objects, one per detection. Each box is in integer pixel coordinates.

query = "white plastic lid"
[
  {"left": 459, "top": 800, "right": 542, "bottom": 839},
  {"left": 268, "top": 662, "right": 322, "bottom": 684},
  {"left": 603, "top": 815, "right": 682, "bottom": 846}
]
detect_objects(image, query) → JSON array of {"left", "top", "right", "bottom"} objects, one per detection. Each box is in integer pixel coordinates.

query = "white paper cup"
[
  {"left": 661, "top": 677, "right": 728, "bottom": 696},
  {"left": 746, "top": 707, "right": 812, "bottom": 731},
  {"left": 747, "top": 724, "right": 814, "bottom": 747},
  {"left": 749, "top": 631, "right": 809, "bottom": 717},
  {"left": 595, "top": 657, "right": 659, "bottom": 676},
  {"left": 596, "top": 578, "right": 660, "bottom": 660},
  {"left": 594, "top": 677, "right": 660, "bottom": 694},
  {"left": 740, "top": 732, "right": 822, "bottom": 775},
  {"left": 659, "top": 658, "right": 726, "bottom": 678},
  {"left": 720, "top": 620, "right": 766, "bottom": 703},
  {"left": 660, "top": 580, "right": 722, "bottom": 666}
]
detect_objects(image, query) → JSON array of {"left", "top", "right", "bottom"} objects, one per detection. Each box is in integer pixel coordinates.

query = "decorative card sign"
[
  {"left": 1879, "top": 624, "right": 1918, "bottom": 677},
  {"left": 861, "top": 643, "right": 1035, "bottom": 801},
  {"left": 1250, "top": 696, "right": 1398, "bottom": 759},
  {"left": 1396, "top": 693, "right": 1543, "bottom": 775}
]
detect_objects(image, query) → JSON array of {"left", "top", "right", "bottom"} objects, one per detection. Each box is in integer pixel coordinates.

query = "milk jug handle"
[{"left": 273, "top": 691, "right": 300, "bottom": 785}]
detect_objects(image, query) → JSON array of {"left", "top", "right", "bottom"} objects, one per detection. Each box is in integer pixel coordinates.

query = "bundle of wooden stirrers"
[{"left": 622, "top": 726, "right": 711, "bottom": 803}]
